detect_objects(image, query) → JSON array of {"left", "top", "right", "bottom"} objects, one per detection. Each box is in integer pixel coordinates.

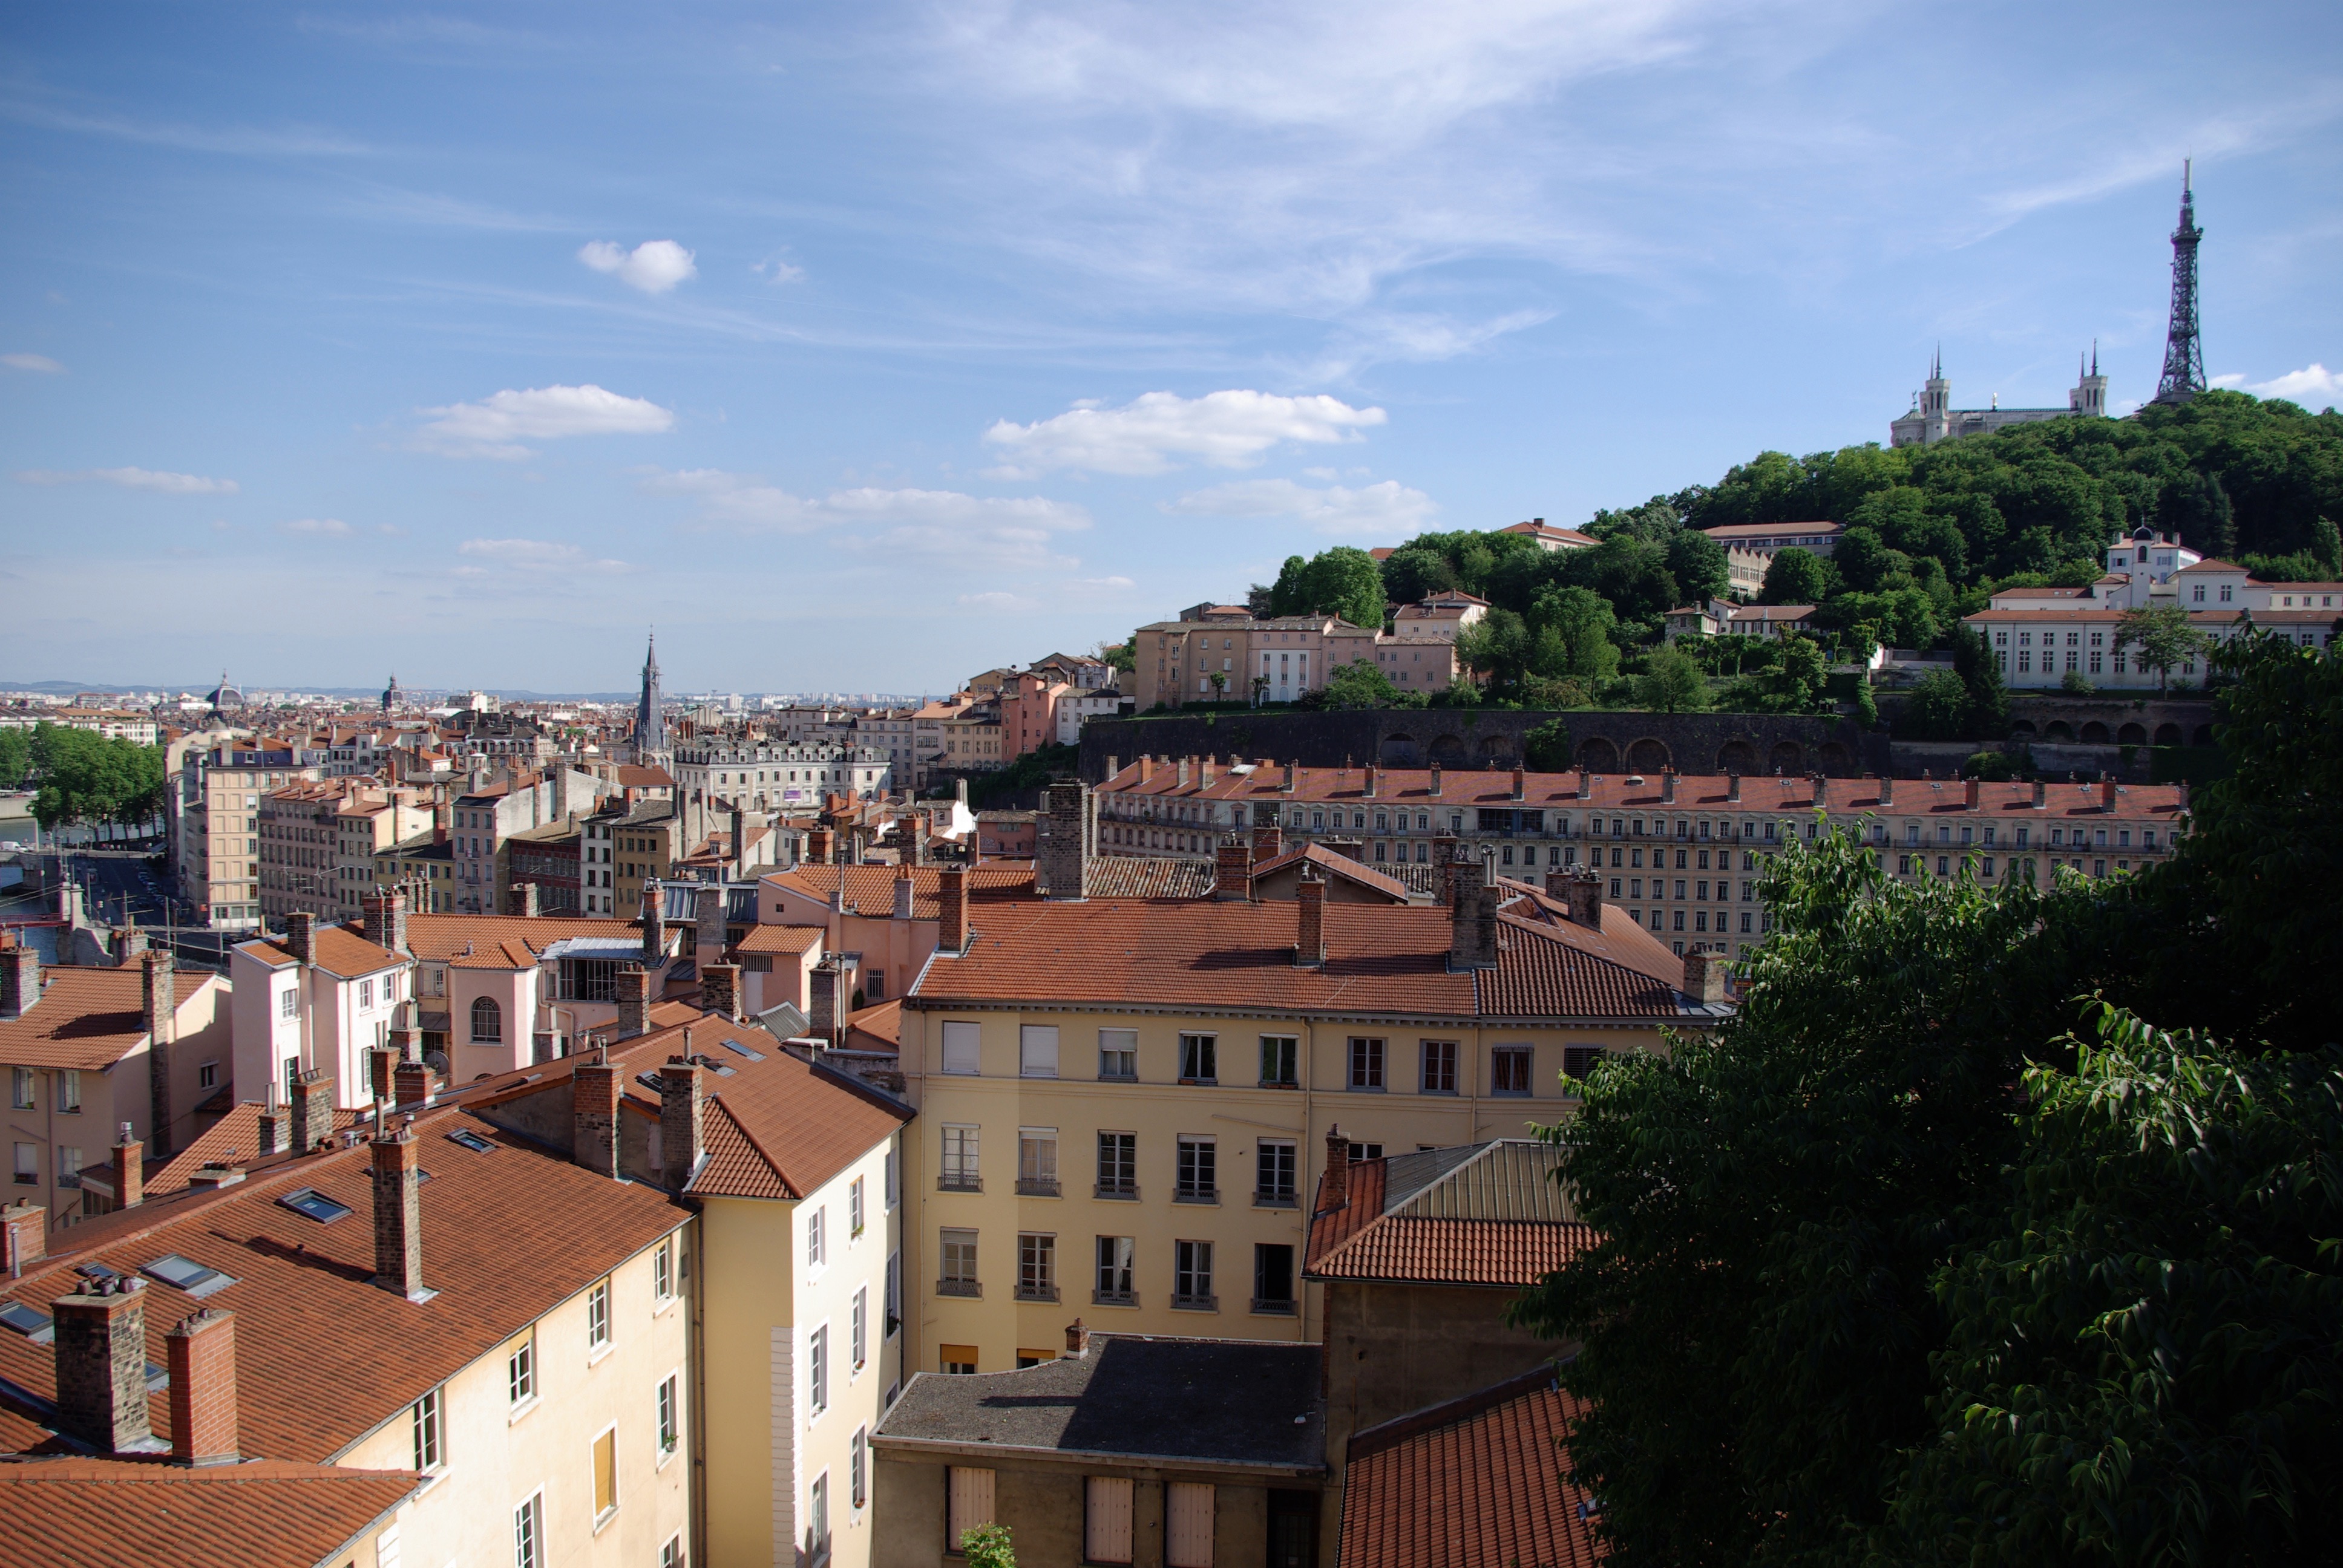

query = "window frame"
[
  {"left": 1175, "top": 1135, "right": 1217, "bottom": 1202},
  {"left": 411, "top": 1385, "right": 445, "bottom": 1476},
  {"left": 1348, "top": 1036, "right": 1386, "bottom": 1091},
  {"left": 1258, "top": 1034, "right": 1298, "bottom": 1088},
  {"left": 1178, "top": 1033, "right": 1217, "bottom": 1085},
  {"left": 1491, "top": 1045, "right": 1533, "bottom": 1096},
  {"left": 1419, "top": 1039, "right": 1458, "bottom": 1094},
  {"left": 586, "top": 1278, "right": 612, "bottom": 1356}
]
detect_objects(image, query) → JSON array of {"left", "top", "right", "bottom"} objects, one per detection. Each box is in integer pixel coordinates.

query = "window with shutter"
[
  {"left": 1166, "top": 1481, "right": 1216, "bottom": 1567},
  {"left": 940, "top": 1021, "right": 981, "bottom": 1076},
  {"left": 1019, "top": 1024, "right": 1059, "bottom": 1078},
  {"left": 948, "top": 1466, "right": 996, "bottom": 1546},
  {"left": 1086, "top": 1476, "right": 1136, "bottom": 1564}
]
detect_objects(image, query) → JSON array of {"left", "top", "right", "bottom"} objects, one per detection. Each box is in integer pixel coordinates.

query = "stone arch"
[
  {"left": 2009, "top": 719, "right": 2038, "bottom": 739},
  {"left": 1578, "top": 737, "right": 1621, "bottom": 773},
  {"left": 2193, "top": 724, "right": 2214, "bottom": 746},
  {"left": 1626, "top": 737, "right": 1672, "bottom": 774},
  {"left": 1716, "top": 739, "right": 1760, "bottom": 775},
  {"left": 1818, "top": 741, "right": 1853, "bottom": 776},
  {"left": 2044, "top": 721, "right": 2076, "bottom": 741},
  {"left": 1379, "top": 734, "right": 1418, "bottom": 765},
  {"left": 1429, "top": 733, "right": 1468, "bottom": 762},
  {"left": 2080, "top": 721, "right": 2111, "bottom": 743},
  {"left": 1481, "top": 735, "right": 1512, "bottom": 759},
  {"left": 2117, "top": 722, "right": 2147, "bottom": 745},
  {"left": 1768, "top": 740, "right": 1804, "bottom": 775},
  {"left": 2153, "top": 722, "right": 2183, "bottom": 746}
]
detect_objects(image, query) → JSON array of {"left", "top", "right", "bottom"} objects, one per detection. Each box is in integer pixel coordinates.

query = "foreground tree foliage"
[{"left": 1513, "top": 632, "right": 2343, "bottom": 1566}]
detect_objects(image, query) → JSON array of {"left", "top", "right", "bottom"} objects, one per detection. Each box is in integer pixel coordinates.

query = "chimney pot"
[
  {"left": 111, "top": 1126, "right": 143, "bottom": 1212},
  {"left": 165, "top": 1308, "right": 238, "bottom": 1465},
  {"left": 1065, "top": 1318, "right": 1090, "bottom": 1357}
]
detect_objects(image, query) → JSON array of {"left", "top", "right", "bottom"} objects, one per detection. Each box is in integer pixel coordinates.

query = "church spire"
[{"left": 635, "top": 630, "right": 667, "bottom": 758}]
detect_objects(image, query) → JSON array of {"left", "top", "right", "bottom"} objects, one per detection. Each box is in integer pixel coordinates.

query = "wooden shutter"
[
  {"left": 1166, "top": 1481, "right": 1215, "bottom": 1567},
  {"left": 592, "top": 1428, "right": 618, "bottom": 1517},
  {"left": 948, "top": 1466, "right": 996, "bottom": 1546},
  {"left": 1085, "top": 1476, "right": 1135, "bottom": 1564}
]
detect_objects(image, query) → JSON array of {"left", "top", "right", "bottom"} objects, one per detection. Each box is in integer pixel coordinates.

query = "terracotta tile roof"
[
  {"left": 683, "top": 1044, "right": 909, "bottom": 1201},
  {"left": 0, "top": 1106, "right": 685, "bottom": 1464},
  {"left": 911, "top": 900, "right": 1691, "bottom": 1021},
  {"left": 764, "top": 865, "right": 1037, "bottom": 920},
  {"left": 1080, "top": 856, "right": 1217, "bottom": 900},
  {"left": 235, "top": 926, "right": 405, "bottom": 978},
  {"left": 136, "top": 1103, "right": 360, "bottom": 1198},
  {"left": 402, "top": 912, "right": 647, "bottom": 968},
  {"left": 1341, "top": 1371, "right": 1599, "bottom": 1568},
  {"left": 1248, "top": 844, "right": 1414, "bottom": 902},
  {"left": 0, "top": 1457, "right": 417, "bottom": 1568},
  {"left": 737, "top": 924, "right": 825, "bottom": 955},
  {"left": 0, "top": 967, "right": 214, "bottom": 1072},
  {"left": 1306, "top": 1144, "right": 1594, "bottom": 1287},
  {"left": 844, "top": 999, "right": 900, "bottom": 1052}
]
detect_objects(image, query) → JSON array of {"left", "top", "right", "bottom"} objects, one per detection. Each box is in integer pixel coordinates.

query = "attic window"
[
  {"left": 0, "top": 1302, "right": 53, "bottom": 1341},
  {"left": 717, "top": 1037, "right": 765, "bottom": 1062},
  {"left": 143, "top": 1254, "right": 236, "bottom": 1299},
  {"left": 73, "top": 1263, "right": 120, "bottom": 1284},
  {"left": 280, "top": 1188, "right": 353, "bottom": 1224},
  {"left": 445, "top": 1129, "right": 496, "bottom": 1153}
]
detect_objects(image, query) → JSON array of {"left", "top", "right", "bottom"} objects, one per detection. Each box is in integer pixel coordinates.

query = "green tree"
[
  {"left": 1095, "top": 640, "right": 1135, "bottom": 674},
  {"left": 1904, "top": 668, "right": 1969, "bottom": 740},
  {"left": 0, "top": 727, "right": 28, "bottom": 791},
  {"left": 959, "top": 1523, "right": 1017, "bottom": 1568},
  {"left": 1273, "top": 546, "right": 1388, "bottom": 629},
  {"left": 2315, "top": 514, "right": 2342, "bottom": 576},
  {"left": 1320, "top": 659, "right": 1403, "bottom": 710},
  {"left": 1378, "top": 545, "right": 1460, "bottom": 604},
  {"left": 1665, "top": 528, "right": 1730, "bottom": 603},
  {"left": 1528, "top": 586, "right": 1622, "bottom": 687},
  {"left": 1522, "top": 717, "right": 1575, "bottom": 771},
  {"left": 1207, "top": 670, "right": 1228, "bottom": 702},
  {"left": 1947, "top": 622, "right": 2007, "bottom": 737},
  {"left": 1758, "top": 546, "right": 1828, "bottom": 605},
  {"left": 2115, "top": 602, "right": 2207, "bottom": 693},
  {"left": 1632, "top": 647, "right": 1706, "bottom": 714}
]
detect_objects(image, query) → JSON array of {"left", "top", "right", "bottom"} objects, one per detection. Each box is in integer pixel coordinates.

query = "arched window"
[{"left": 470, "top": 996, "right": 502, "bottom": 1044}]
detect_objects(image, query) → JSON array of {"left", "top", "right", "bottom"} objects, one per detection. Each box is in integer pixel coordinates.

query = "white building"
[{"left": 1890, "top": 348, "right": 2110, "bottom": 448}]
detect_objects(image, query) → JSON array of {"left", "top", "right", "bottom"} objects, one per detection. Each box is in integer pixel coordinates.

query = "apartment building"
[
  {"left": 228, "top": 906, "right": 413, "bottom": 1116},
  {"left": 449, "top": 775, "right": 552, "bottom": 916},
  {"left": 894, "top": 856, "right": 1730, "bottom": 1377},
  {"left": 1969, "top": 525, "right": 2341, "bottom": 690},
  {"left": 672, "top": 739, "right": 893, "bottom": 819},
  {"left": 175, "top": 743, "right": 324, "bottom": 930},
  {"left": 1096, "top": 760, "right": 2189, "bottom": 958},
  {"left": 375, "top": 830, "right": 456, "bottom": 912},
  {"left": 1, "top": 943, "right": 228, "bottom": 1207},
  {"left": 1132, "top": 613, "right": 1384, "bottom": 710},
  {"left": 0, "top": 1089, "right": 692, "bottom": 1568},
  {"left": 257, "top": 780, "right": 434, "bottom": 926},
  {"left": 1701, "top": 520, "right": 1843, "bottom": 599},
  {"left": 937, "top": 704, "right": 1004, "bottom": 771},
  {"left": 582, "top": 800, "right": 684, "bottom": 920}
]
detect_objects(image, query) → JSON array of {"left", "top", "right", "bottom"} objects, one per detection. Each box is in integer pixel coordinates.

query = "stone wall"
[{"left": 1081, "top": 708, "right": 1891, "bottom": 782}]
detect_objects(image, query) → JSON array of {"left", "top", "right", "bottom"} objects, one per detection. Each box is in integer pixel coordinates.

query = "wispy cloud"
[
  {"left": 284, "top": 517, "right": 354, "bottom": 536},
  {"left": 643, "top": 470, "right": 1093, "bottom": 570},
  {"left": 416, "top": 384, "right": 674, "bottom": 459},
  {"left": 0, "top": 95, "right": 369, "bottom": 157},
  {"left": 957, "top": 590, "right": 1040, "bottom": 612},
  {"left": 2211, "top": 364, "right": 2343, "bottom": 408},
  {"left": 2, "top": 353, "right": 63, "bottom": 373},
  {"left": 15, "top": 466, "right": 238, "bottom": 494},
  {"left": 981, "top": 389, "right": 1386, "bottom": 477},
  {"left": 579, "top": 240, "right": 698, "bottom": 295},
  {"left": 752, "top": 253, "right": 805, "bottom": 284},
  {"left": 457, "top": 538, "right": 629, "bottom": 572},
  {"left": 1167, "top": 477, "right": 1438, "bottom": 537}
]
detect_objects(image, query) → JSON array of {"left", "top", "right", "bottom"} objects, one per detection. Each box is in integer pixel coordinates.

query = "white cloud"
[
  {"left": 14, "top": 465, "right": 238, "bottom": 494},
  {"left": 416, "top": 384, "right": 674, "bottom": 459},
  {"left": 457, "top": 538, "right": 629, "bottom": 572},
  {"left": 1167, "top": 477, "right": 1439, "bottom": 537},
  {"left": 1064, "top": 575, "right": 1137, "bottom": 593},
  {"left": 2212, "top": 364, "right": 2343, "bottom": 408},
  {"left": 643, "top": 469, "right": 1093, "bottom": 577},
  {"left": 981, "top": 389, "right": 1386, "bottom": 477},
  {"left": 752, "top": 254, "right": 805, "bottom": 284},
  {"left": 2, "top": 353, "right": 62, "bottom": 373},
  {"left": 578, "top": 239, "right": 698, "bottom": 294},
  {"left": 958, "top": 590, "right": 1040, "bottom": 612},
  {"left": 284, "top": 517, "right": 355, "bottom": 536}
]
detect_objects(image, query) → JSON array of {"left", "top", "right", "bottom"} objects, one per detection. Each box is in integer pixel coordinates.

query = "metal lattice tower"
[{"left": 2151, "top": 160, "right": 2206, "bottom": 405}]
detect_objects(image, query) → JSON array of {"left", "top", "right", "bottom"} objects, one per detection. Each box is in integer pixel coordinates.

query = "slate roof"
[
  {"left": 876, "top": 1334, "right": 1324, "bottom": 1471},
  {"left": 1306, "top": 1142, "right": 1594, "bottom": 1288},
  {"left": 1341, "top": 1370, "right": 1599, "bottom": 1568},
  {"left": 0, "top": 967, "right": 214, "bottom": 1072},
  {"left": 0, "top": 1457, "right": 418, "bottom": 1568}
]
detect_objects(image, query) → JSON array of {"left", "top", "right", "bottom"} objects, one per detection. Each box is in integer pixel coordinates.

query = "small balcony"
[
  {"left": 1172, "top": 1187, "right": 1219, "bottom": 1206},
  {"left": 935, "top": 1278, "right": 981, "bottom": 1299},
  {"left": 1169, "top": 1293, "right": 1219, "bottom": 1313},
  {"left": 1015, "top": 1178, "right": 1061, "bottom": 1198},
  {"left": 937, "top": 1175, "right": 981, "bottom": 1194},
  {"left": 1250, "top": 1297, "right": 1298, "bottom": 1316},
  {"left": 1253, "top": 1190, "right": 1298, "bottom": 1210}
]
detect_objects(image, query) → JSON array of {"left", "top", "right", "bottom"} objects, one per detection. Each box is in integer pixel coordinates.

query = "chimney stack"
[
  {"left": 2101, "top": 773, "right": 2117, "bottom": 810},
  {"left": 1364, "top": 764, "right": 1378, "bottom": 800},
  {"left": 366, "top": 1045, "right": 396, "bottom": 1105},
  {"left": 1251, "top": 823, "right": 1283, "bottom": 864},
  {"left": 506, "top": 883, "right": 540, "bottom": 918},
  {"left": 0, "top": 931, "right": 39, "bottom": 1020},
  {"left": 1065, "top": 1319, "right": 1090, "bottom": 1358},
  {"left": 1727, "top": 773, "right": 1742, "bottom": 803},
  {"left": 1682, "top": 950, "right": 1729, "bottom": 1005},
  {"left": 1037, "top": 782, "right": 1090, "bottom": 900},
  {"left": 286, "top": 911, "right": 315, "bottom": 966},
  {"left": 1878, "top": 774, "right": 1893, "bottom": 806},
  {"left": 939, "top": 867, "right": 970, "bottom": 954},
  {"left": 1512, "top": 766, "right": 1526, "bottom": 802},
  {"left": 290, "top": 1068, "right": 333, "bottom": 1154},
  {"left": 1322, "top": 1126, "right": 1349, "bottom": 1212},
  {"left": 2031, "top": 779, "right": 2048, "bottom": 809},
  {"left": 616, "top": 965, "right": 653, "bottom": 1040},
  {"left": 165, "top": 1308, "right": 238, "bottom": 1466},
  {"left": 140, "top": 950, "right": 175, "bottom": 1160},
  {"left": 1660, "top": 771, "right": 1676, "bottom": 805},
  {"left": 1214, "top": 837, "right": 1253, "bottom": 901},
  {"left": 393, "top": 1056, "right": 433, "bottom": 1109},
  {"left": 361, "top": 890, "right": 408, "bottom": 953},
  {"left": 1448, "top": 855, "right": 1484, "bottom": 970},
  {"left": 1430, "top": 760, "right": 1443, "bottom": 795},
  {"left": 900, "top": 814, "right": 925, "bottom": 869},
  {"left": 809, "top": 959, "right": 842, "bottom": 1044},
  {"left": 892, "top": 867, "right": 914, "bottom": 922},
  {"left": 370, "top": 1119, "right": 427, "bottom": 1301},
  {"left": 572, "top": 1049, "right": 622, "bottom": 1180},
  {"left": 1575, "top": 768, "right": 1591, "bottom": 801},
  {"left": 1965, "top": 776, "right": 1981, "bottom": 810},
  {"left": 641, "top": 877, "right": 666, "bottom": 964},
  {"left": 661, "top": 1056, "right": 706, "bottom": 1191},
  {"left": 1810, "top": 774, "right": 1828, "bottom": 809},
  {"left": 694, "top": 883, "right": 726, "bottom": 968},
  {"left": 1281, "top": 760, "right": 1296, "bottom": 794},
  {"left": 1139, "top": 756, "right": 1156, "bottom": 784},
  {"left": 1432, "top": 835, "right": 1461, "bottom": 907},
  {"left": 51, "top": 1275, "right": 152, "bottom": 1453},
  {"left": 110, "top": 1124, "right": 143, "bottom": 1211},
  {"left": 731, "top": 804, "right": 747, "bottom": 881},
  {"left": 807, "top": 826, "right": 834, "bottom": 865},
  {"left": 701, "top": 962, "right": 742, "bottom": 1022},
  {"left": 1559, "top": 869, "right": 1604, "bottom": 928},
  {"left": 1294, "top": 869, "right": 1326, "bottom": 969},
  {"left": 3, "top": 1200, "right": 44, "bottom": 1276},
  {"left": 255, "top": 1083, "right": 286, "bottom": 1158}
]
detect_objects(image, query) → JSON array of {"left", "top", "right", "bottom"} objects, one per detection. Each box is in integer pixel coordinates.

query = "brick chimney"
[
  {"left": 393, "top": 1056, "right": 433, "bottom": 1109},
  {"left": 140, "top": 950, "right": 175, "bottom": 1160},
  {"left": 2032, "top": 779, "right": 2047, "bottom": 809},
  {"left": 1251, "top": 823, "right": 1282, "bottom": 864},
  {"left": 660, "top": 1055, "right": 705, "bottom": 1191},
  {"left": 731, "top": 803, "right": 748, "bottom": 880},
  {"left": 3, "top": 1200, "right": 44, "bottom": 1276},
  {"left": 1727, "top": 773, "right": 1742, "bottom": 803},
  {"left": 165, "top": 1307, "right": 238, "bottom": 1466},
  {"left": 1294, "top": 869, "right": 1326, "bottom": 969},
  {"left": 506, "top": 883, "right": 540, "bottom": 917},
  {"left": 892, "top": 868, "right": 914, "bottom": 922},
  {"left": 0, "top": 931, "right": 39, "bottom": 1020},
  {"left": 1214, "top": 837, "right": 1253, "bottom": 901},
  {"left": 809, "top": 960, "right": 842, "bottom": 1043},
  {"left": 1037, "top": 782, "right": 1089, "bottom": 900},
  {"left": 900, "top": 814, "right": 925, "bottom": 869},
  {"left": 616, "top": 965, "right": 653, "bottom": 1040},
  {"left": 1280, "top": 760, "right": 1294, "bottom": 794},
  {"left": 1878, "top": 774, "right": 1893, "bottom": 806},
  {"left": 1450, "top": 857, "right": 1497, "bottom": 971},
  {"left": 1965, "top": 776, "right": 1981, "bottom": 810},
  {"left": 1364, "top": 764, "right": 1378, "bottom": 799},
  {"left": 51, "top": 1275, "right": 152, "bottom": 1452},
  {"left": 370, "top": 1119, "right": 427, "bottom": 1301},
  {"left": 701, "top": 962, "right": 741, "bottom": 1022},
  {"left": 290, "top": 1068, "right": 333, "bottom": 1154},
  {"left": 1512, "top": 766, "right": 1526, "bottom": 802},
  {"left": 255, "top": 1083, "right": 286, "bottom": 1158},
  {"left": 1322, "top": 1126, "right": 1349, "bottom": 1212},
  {"left": 1660, "top": 771, "right": 1676, "bottom": 805},
  {"left": 1064, "top": 1318, "right": 1090, "bottom": 1358},
  {"left": 366, "top": 1045, "right": 396, "bottom": 1105},
  {"left": 2102, "top": 773, "right": 2117, "bottom": 810},
  {"left": 1429, "top": 760, "right": 1443, "bottom": 795},
  {"left": 1558, "top": 869, "right": 1603, "bottom": 929},
  {"left": 807, "top": 826, "right": 834, "bottom": 865},
  {"left": 1810, "top": 774, "right": 1828, "bottom": 808},
  {"left": 1682, "top": 950, "right": 1729, "bottom": 1005},
  {"left": 693, "top": 882, "right": 726, "bottom": 969},
  {"left": 939, "top": 867, "right": 969, "bottom": 954},
  {"left": 641, "top": 877, "right": 666, "bottom": 964},
  {"left": 572, "top": 1048, "right": 621, "bottom": 1180},
  {"left": 1139, "top": 756, "right": 1156, "bottom": 784},
  {"left": 286, "top": 911, "right": 315, "bottom": 965},
  {"left": 110, "top": 1124, "right": 143, "bottom": 1210},
  {"left": 1575, "top": 768, "right": 1591, "bottom": 801},
  {"left": 362, "top": 890, "right": 408, "bottom": 953},
  {"left": 1432, "top": 836, "right": 1460, "bottom": 907}
]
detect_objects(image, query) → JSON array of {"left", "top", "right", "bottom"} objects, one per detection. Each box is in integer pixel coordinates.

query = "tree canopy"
[{"left": 21, "top": 723, "right": 167, "bottom": 834}]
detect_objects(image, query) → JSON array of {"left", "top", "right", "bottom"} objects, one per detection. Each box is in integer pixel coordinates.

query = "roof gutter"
[{"left": 868, "top": 1432, "right": 1326, "bottom": 1480}]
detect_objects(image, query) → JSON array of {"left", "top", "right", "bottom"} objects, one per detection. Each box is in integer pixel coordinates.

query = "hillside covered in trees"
[{"left": 1251, "top": 390, "right": 2342, "bottom": 714}]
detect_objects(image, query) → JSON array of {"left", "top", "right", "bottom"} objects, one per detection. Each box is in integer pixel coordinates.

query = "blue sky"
[{"left": 2, "top": 2, "right": 2338, "bottom": 696}]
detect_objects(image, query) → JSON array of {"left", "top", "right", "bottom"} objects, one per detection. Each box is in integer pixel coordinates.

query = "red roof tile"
[
  {"left": 0, "top": 1457, "right": 416, "bottom": 1568},
  {"left": 1305, "top": 1148, "right": 1594, "bottom": 1287},
  {"left": 236, "top": 927, "right": 404, "bottom": 978},
  {"left": 0, "top": 967, "right": 214, "bottom": 1072}
]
